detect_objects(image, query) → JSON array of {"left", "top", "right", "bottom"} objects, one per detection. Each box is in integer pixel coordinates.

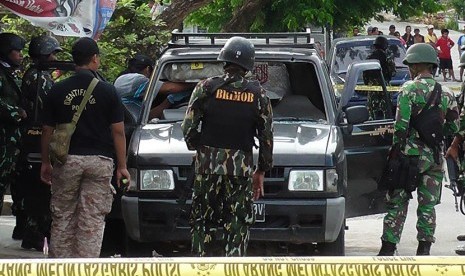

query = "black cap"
[
  {"left": 129, "top": 54, "right": 154, "bottom": 68},
  {"left": 72, "top": 37, "right": 99, "bottom": 59}
]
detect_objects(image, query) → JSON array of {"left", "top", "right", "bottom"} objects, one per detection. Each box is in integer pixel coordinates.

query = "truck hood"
[{"left": 135, "top": 121, "right": 331, "bottom": 167}]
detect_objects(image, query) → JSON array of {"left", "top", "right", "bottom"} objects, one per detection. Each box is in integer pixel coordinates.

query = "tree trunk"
[
  {"left": 158, "top": 0, "right": 214, "bottom": 32},
  {"left": 222, "top": 0, "right": 271, "bottom": 32}
]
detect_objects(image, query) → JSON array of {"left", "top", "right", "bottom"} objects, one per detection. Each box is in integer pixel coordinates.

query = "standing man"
[
  {"left": 448, "top": 52, "right": 465, "bottom": 256},
  {"left": 458, "top": 28, "right": 465, "bottom": 82},
  {"left": 182, "top": 36, "right": 273, "bottom": 257},
  {"left": 40, "top": 37, "right": 130, "bottom": 258},
  {"left": 388, "top": 25, "right": 396, "bottom": 36},
  {"left": 425, "top": 25, "right": 438, "bottom": 47},
  {"left": 402, "top": 26, "right": 415, "bottom": 49},
  {"left": 413, "top": 28, "right": 425, "bottom": 44},
  {"left": 436, "top": 29, "right": 458, "bottom": 82},
  {"left": 363, "top": 36, "right": 396, "bottom": 120},
  {"left": 378, "top": 43, "right": 460, "bottom": 256},
  {"left": 19, "top": 35, "right": 62, "bottom": 251},
  {"left": 0, "top": 33, "right": 26, "bottom": 226},
  {"left": 425, "top": 25, "right": 439, "bottom": 77}
]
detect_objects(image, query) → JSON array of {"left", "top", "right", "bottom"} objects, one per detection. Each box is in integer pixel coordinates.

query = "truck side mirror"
[{"left": 345, "top": 105, "right": 369, "bottom": 125}]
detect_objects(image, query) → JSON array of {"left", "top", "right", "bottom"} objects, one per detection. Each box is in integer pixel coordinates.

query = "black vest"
[{"left": 199, "top": 78, "right": 260, "bottom": 152}]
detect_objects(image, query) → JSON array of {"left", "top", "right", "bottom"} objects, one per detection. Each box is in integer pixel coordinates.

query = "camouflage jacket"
[
  {"left": 363, "top": 49, "right": 396, "bottom": 85},
  {"left": 182, "top": 73, "right": 273, "bottom": 177},
  {"left": 394, "top": 75, "right": 459, "bottom": 157},
  {"left": 21, "top": 67, "right": 54, "bottom": 124},
  {"left": 0, "top": 62, "right": 23, "bottom": 145}
]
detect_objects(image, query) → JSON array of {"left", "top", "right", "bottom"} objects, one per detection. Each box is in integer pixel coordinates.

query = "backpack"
[{"left": 411, "top": 82, "right": 443, "bottom": 162}]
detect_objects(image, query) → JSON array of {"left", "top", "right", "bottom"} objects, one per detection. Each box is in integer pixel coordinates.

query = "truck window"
[{"left": 148, "top": 61, "right": 327, "bottom": 122}]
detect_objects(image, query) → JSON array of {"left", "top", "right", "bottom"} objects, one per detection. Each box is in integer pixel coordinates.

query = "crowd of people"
[
  {"left": 356, "top": 24, "right": 465, "bottom": 82},
  {"left": 0, "top": 32, "right": 271, "bottom": 258},
  {"left": 2, "top": 24, "right": 465, "bottom": 259}
]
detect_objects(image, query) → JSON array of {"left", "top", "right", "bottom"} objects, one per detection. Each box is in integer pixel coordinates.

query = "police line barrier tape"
[
  {"left": 333, "top": 84, "right": 462, "bottom": 92},
  {"left": 1, "top": 256, "right": 465, "bottom": 276}
]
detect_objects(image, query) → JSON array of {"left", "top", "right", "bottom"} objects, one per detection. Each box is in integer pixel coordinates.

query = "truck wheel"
[
  {"left": 318, "top": 223, "right": 345, "bottom": 256},
  {"left": 124, "top": 235, "right": 154, "bottom": 257}
]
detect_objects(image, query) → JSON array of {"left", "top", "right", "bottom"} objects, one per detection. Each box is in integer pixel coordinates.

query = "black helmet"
[
  {"left": 0, "top": 33, "right": 26, "bottom": 58},
  {"left": 218, "top": 36, "right": 255, "bottom": 71},
  {"left": 373, "top": 36, "right": 388, "bottom": 50},
  {"left": 29, "top": 35, "right": 62, "bottom": 58}
]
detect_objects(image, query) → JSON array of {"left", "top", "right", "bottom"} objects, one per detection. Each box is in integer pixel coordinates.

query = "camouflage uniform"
[
  {"left": 182, "top": 73, "right": 273, "bottom": 256},
  {"left": 364, "top": 48, "right": 396, "bottom": 120},
  {"left": 0, "top": 63, "right": 23, "bottom": 216},
  {"left": 381, "top": 75, "right": 459, "bottom": 244},
  {"left": 49, "top": 155, "right": 114, "bottom": 258},
  {"left": 19, "top": 67, "right": 54, "bottom": 249}
]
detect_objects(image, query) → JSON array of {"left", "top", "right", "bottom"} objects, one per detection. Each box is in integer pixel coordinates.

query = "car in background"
[
  {"left": 328, "top": 35, "right": 409, "bottom": 86},
  {"left": 328, "top": 36, "right": 410, "bottom": 109}
]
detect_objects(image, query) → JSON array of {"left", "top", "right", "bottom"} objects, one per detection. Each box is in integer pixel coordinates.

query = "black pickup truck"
[{"left": 121, "top": 33, "right": 393, "bottom": 256}]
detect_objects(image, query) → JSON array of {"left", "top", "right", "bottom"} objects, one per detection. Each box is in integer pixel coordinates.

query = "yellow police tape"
[
  {"left": 1, "top": 256, "right": 465, "bottom": 276},
  {"left": 333, "top": 84, "right": 462, "bottom": 92}
]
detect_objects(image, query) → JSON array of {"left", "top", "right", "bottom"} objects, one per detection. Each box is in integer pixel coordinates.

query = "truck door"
[{"left": 338, "top": 60, "right": 395, "bottom": 217}]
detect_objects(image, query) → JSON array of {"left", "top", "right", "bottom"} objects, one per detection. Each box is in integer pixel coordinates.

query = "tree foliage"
[
  {"left": 1, "top": 0, "right": 169, "bottom": 82},
  {"left": 185, "top": 0, "right": 442, "bottom": 32},
  {"left": 449, "top": 0, "right": 465, "bottom": 20}
]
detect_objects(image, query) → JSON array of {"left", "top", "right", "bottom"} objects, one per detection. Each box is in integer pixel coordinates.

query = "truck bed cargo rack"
[{"left": 168, "top": 32, "right": 315, "bottom": 49}]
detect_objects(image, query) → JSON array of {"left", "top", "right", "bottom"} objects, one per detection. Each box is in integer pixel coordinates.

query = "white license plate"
[{"left": 253, "top": 203, "right": 265, "bottom": 222}]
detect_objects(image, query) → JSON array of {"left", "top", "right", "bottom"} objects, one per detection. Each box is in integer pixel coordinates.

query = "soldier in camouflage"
[
  {"left": 363, "top": 36, "right": 396, "bottom": 120},
  {"left": 19, "top": 35, "right": 62, "bottom": 251},
  {"left": 447, "top": 51, "right": 465, "bottom": 255},
  {"left": 182, "top": 36, "right": 273, "bottom": 257},
  {"left": 378, "top": 43, "right": 460, "bottom": 256},
  {"left": 0, "top": 33, "right": 26, "bottom": 223}
]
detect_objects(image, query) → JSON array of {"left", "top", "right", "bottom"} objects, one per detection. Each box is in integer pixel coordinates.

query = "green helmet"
[
  {"left": 459, "top": 52, "right": 465, "bottom": 68},
  {"left": 402, "top": 43, "right": 438, "bottom": 66}
]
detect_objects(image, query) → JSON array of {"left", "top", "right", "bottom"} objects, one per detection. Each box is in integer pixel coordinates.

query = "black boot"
[
  {"left": 377, "top": 241, "right": 397, "bottom": 256},
  {"left": 416, "top": 241, "right": 431, "bottom": 255},
  {"left": 12, "top": 213, "right": 26, "bottom": 240}
]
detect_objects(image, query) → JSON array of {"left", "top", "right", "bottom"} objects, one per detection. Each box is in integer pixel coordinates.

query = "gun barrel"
[{"left": 446, "top": 156, "right": 459, "bottom": 183}]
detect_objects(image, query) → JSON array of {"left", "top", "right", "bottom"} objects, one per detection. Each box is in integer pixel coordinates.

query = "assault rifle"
[{"left": 444, "top": 135, "right": 465, "bottom": 214}]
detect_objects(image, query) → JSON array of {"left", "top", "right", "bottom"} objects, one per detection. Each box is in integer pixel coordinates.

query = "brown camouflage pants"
[{"left": 49, "top": 155, "right": 114, "bottom": 258}]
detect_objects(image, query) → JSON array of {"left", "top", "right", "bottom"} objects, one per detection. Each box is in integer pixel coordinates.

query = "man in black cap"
[
  {"left": 114, "top": 53, "right": 154, "bottom": 106},
  {"left": 40, "top": 37, "right": 130, "bottom": 258}
]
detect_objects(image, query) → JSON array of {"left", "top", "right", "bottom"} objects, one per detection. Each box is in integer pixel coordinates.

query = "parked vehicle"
[{"left": 121, "top": 33, "right": 392, "bottom": 257}]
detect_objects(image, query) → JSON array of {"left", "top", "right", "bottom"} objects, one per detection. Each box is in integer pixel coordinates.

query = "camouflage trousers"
[
  {"left": 381, "top": 157, "right": 443, "bottom": 244},
  {"left": 49, "top": 155, "right": 114, "bottom": 258},
  {"left": 190, "top": 174, "right": 255, "bottom": 257},
  {"left": 367, "top": 92, "right": 389, "bottom": 120},
  {"left": 0, "top": 142, "right": 20, "bottom": 215}
]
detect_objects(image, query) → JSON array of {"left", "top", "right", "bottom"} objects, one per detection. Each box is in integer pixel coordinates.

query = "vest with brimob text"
[{"left": 199, "top": 78, "right": 260, "bottom": 152}]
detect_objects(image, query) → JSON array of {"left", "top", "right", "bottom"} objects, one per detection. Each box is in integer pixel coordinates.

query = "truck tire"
[{"left": 319, "top": 223, "right": 345, "bottom": 256}]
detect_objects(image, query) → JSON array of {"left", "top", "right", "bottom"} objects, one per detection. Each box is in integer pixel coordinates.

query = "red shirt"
[{"left": 436, "top": 37, "right": 454, "bottom": 59}]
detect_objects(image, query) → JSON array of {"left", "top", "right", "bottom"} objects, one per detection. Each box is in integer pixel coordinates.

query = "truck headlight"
[
  {"left": 141, "top": 170, "right": 174, "bottom": 190},
  {"left": 288, "top": 170, "right": 324, "bottom": 191}
]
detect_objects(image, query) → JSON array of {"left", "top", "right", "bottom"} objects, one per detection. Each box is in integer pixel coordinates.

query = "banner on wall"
[{"left": 0, "top": 0, "right": 117, "bottom": 39}]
